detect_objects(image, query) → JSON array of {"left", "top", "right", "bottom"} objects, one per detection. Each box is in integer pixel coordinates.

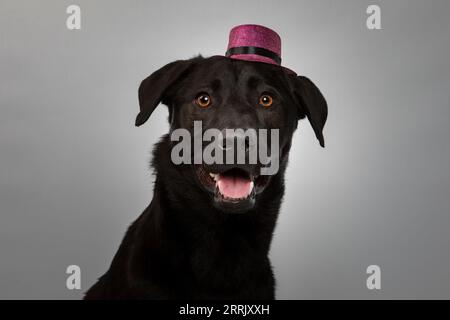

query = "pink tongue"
[{"left": 217, "top": 174, "right": 252, "bottom": 199}]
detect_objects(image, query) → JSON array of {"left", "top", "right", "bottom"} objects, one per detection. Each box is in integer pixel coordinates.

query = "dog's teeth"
[{"left": 209, "top": 173, "right": 218, "bottom": 181}]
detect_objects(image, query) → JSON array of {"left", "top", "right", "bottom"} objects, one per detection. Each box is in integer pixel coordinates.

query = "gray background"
[{"left": 1, "top": 0, "right": 449, "bottom": 299}]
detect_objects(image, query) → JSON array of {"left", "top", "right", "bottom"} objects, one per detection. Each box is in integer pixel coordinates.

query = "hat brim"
[{"left": 215, "top": 54, "right": 297, "bottom": 76}]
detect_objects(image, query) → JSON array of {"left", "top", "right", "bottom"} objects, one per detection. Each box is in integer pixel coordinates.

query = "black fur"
[{"left": 84, "top": 56, "right": 327, "bottom": 299}]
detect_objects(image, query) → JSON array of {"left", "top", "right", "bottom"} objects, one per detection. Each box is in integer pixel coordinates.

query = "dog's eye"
[
  {"left": 195, "top": 93, "right": 211, "bottom": 108},
  {"left": 259, "top": 94, "right": 273, "bottom": 108}
]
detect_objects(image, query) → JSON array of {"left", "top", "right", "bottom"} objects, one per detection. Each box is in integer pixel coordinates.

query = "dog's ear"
[
  {"left": 290, "top": 75, "right": 328, "bottom": 147},
  {"left": 135, "top": 59, "right": 195, "bottom": 126}
]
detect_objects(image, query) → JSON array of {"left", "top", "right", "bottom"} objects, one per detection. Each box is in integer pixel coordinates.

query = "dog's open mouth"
[
  {"left": 196, "top": 165, "right": 270, "bottom": 212},
  {"left": 211, "top": 168, "right": 255, "bottom": 201}
]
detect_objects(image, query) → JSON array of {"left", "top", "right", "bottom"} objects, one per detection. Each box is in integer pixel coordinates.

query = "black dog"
[{"left": 84, "top": 55, "right": 327, "bottom": 299}]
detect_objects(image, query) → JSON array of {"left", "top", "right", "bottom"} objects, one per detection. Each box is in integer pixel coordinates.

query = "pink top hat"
[{"left": 224, "top": 24, "right": 296, "bottom": 75}]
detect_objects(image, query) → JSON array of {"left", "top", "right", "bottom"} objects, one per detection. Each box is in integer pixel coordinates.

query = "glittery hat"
[{"left": 224, "top": 24, "right": 296, "bottom": 75}]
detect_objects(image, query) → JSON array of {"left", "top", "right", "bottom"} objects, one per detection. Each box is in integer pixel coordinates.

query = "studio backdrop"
[{"left": 1, "top": 0, "right": 449, "bottom": 299}]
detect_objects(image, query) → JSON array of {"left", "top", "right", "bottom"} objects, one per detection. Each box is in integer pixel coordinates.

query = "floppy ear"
[
  {"left": 290, "top": 76, "right": 328, "bottom": 147},
  {"left": 135, "top": 59, "right": 195, "bottom": 126}
]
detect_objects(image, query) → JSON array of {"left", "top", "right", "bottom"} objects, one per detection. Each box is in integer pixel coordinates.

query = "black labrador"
[{"left": 84, "top": 55, "right": 327, "bottom": 299}]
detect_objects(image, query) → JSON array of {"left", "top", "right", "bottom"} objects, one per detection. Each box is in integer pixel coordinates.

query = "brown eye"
[
  {"left": 195, "top": 93, "right": 211, "bottom": 108},
  {"left": 259, "top": 94, "right": 273, "bottom": 108}
]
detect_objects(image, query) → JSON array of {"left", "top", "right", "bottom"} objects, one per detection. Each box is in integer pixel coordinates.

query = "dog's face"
[{"left": 136, "top": 56, "right": 327, "bottom": 213}]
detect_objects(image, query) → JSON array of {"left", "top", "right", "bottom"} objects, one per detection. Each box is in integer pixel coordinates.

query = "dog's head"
[{"left": 136, "top": 56, "right": 327, "bottom": 213}]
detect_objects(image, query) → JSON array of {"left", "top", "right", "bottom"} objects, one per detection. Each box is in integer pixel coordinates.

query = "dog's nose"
[
  {"left": 221, "top": 130, "right": 254, "bottom": 153},
  {"left": 203, "top": 129, "right": 262, "bottom": 176}
]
